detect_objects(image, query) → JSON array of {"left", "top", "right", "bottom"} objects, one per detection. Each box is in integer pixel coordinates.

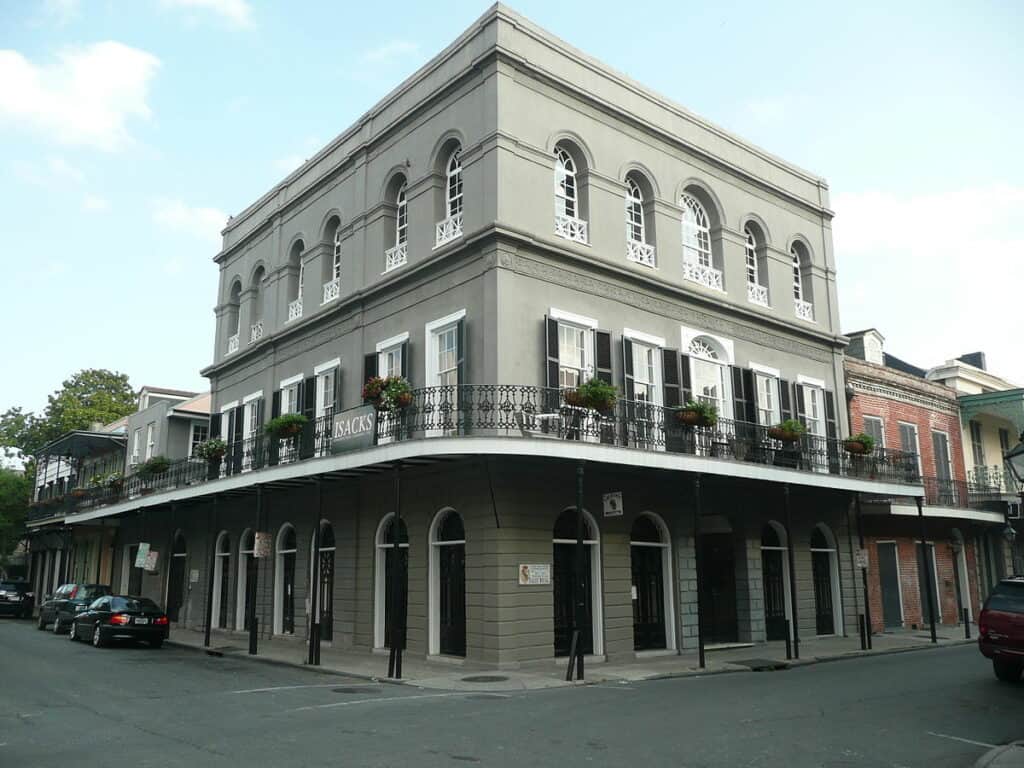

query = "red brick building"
[{"left": 845, "top": 330, "right": 1005, "bottom": 634}]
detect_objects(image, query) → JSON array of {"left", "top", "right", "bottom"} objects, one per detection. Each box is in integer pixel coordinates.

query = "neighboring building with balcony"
[
  {"left": 53, "top": 6, "right": 921, "bottom": 666},
  {"left": 844, "top": 329, "right": 1004, "bottom": 635},
  {"left": 125, "top": 387, "right": 211, "bottom": 472}
]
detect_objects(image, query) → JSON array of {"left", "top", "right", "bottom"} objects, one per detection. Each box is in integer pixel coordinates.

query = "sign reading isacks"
[
  {"left": 518, "top": 564, "right": 551, "bottom": 586},
  {"left": 332, "top": 405, "right": 377, "bottom": 454},
  {"left": 603, "top": 491, "right": 623, "bottom": 517}
]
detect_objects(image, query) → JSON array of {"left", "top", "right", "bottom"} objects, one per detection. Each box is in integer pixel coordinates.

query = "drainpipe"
[
  {"left": 308, "top": 478, "right": 321, "bottom": 666},
  {"left": 203, "top": 495, "right": 218, "bottom": 648},
  {"left": 854, "top": 494, "right": 872, "bottom": 649},
  {"left": 784, "top": 485, "right": 800, "bottom": 659},
  {"left": 693, "top": 475, "right": 706, "bottom": 669},
  {"left": 916, "top": 496, "right": 937, "bottom": 643}
]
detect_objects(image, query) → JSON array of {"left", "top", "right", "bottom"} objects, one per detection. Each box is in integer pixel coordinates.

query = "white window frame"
[
  {"left": 801, "top": 384, "right": 825, "bottom": 437},
  {"left": 554, "top": 147, "right": 577, "bottom": 220},
  {"left": 188, "top": 422, "right": 209, "bottom": 458},
  {"left": 332, "top": 228, "right": 343, "bottom": 282},
  {"left": 744, "top": 226, "right": 759, "bottom": 286},
  {"left": 279, "top": 375, "right": 302, "bottom": 416},
  {"left": 755, "top": 373, "right": 780, "bottom": 426},
  {"left": 550, "top": 309, "right": 598, "bottom": 389},
  {"left": 131, "top": 428, "right": 141, "bottom": 465},
  {"left": 428, "top": 508, "right": 467, "bottom": 657},
  {"left": 445, "top": 149, "right": 463, "bottom": 219},
  {"left": 425, "top": 309, "right": 466, "bottom": 387},
  {"left": 760, "top": 520, "right": 795, "bottom": 644},
  {"left": 314, "top": 359, "right": 340, "bottom": 421},
  {"left": 898, "top": 421, "right": 923, "bottom": 477},
  {"left": 684, "top": 333, "right": 734, "bottom": 420},
  {"left": 376, "top": 332, "right": 409, "bottom": 379},
  {"left": 931, "top": 428, "right": 954, "bottom": 481},
  {"left": 273, "top": 523, "right": 297, "bottom": 636},
  {"left": 374, "top": 513, "right": 410, "bottom": 650},
  {"left": 395, "top": 184, "right": 408, "bottom": 247},
  {"left": 629, "top": 512, "right": 677, "bottom": 653},
  {"left": 680, "top": 193, "right": 712, "bottom": 268},
  {"left": 863, "top": 415, "right": 886, "bottom": 448},
  {"left": 145, "top": 423, "right": 155, "bottom": 461},
  {"left": 552, "top": 508, "right": 605, "bottom": 657},
  {"left": 809, "top": 525, "right": 843, "bottom": 637},
  {"left": 624, "top": 329, "right": 666, "bottom": 409},
  {"left": 625, "top": 178, "right": 645, "bottom": 244}
]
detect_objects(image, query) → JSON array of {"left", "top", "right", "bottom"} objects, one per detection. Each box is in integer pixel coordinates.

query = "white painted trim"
[
  {"left": 62, "top": 437, "right": 925, "bottom": 526},
  {"left": 374, "top": 513, "right": 410, "bottom": 650},
  {"left": 761, "top": 519, "right": 794, "bottom": 643},
  {"left": 314, "top": 358, "right": 341, "bottom": 376},
  {"left": 630, "top": 511, "right": 676, "bottom": 652},
  {"left": 279, "top": 373, "right": 303, "bottom": 389},
  {"left": 552, "top": 507, "right": 604, "bottom": 657},
  {"left": 623, "top": 328, "right": 666, "bottom": 348},
  {"left": 376, "top": 332, "right": 410, "bottom": 352},
  {"left": 680, "top": 326, "right": 735, "bottom": 365},
  {"left": 749, "top": 362, "right": 781, "bottom": 378},
  {"left": 891, "top": 504, "right": 1005, "bottom": 524},
  {"left": 797, "top": 374, "right": 826, "bottom": 389},
  {"left": 220, "top": 400, "right": 238, "bottom": 413},
  {"left": 428, "top": 507, "right": 465, "bottom": 657},
  {"left": 425, "top": 309, "right": 466, "bottom": 335},
  {"left": 897, "top": 421, "right": 924, "bottom": 478},
  {"left": 811, "top": 523, "right": 843, "bottom": 636},
  {"left": 242, "top": 390, "right": 263, "bottom": 404},
  {"left": 549, "top": 307, "right": 598, "bottom": 329}
]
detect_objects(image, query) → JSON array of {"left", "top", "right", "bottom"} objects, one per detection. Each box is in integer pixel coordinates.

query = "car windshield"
[
  {"left": 111, "top": 597, "right": 161, "bottom": 612},
  {"left": 986, "top": 581, "right": 1024, "bottom": 614},
  {"left": 0, "top": 582, "right": 26, "bottom": 592}
]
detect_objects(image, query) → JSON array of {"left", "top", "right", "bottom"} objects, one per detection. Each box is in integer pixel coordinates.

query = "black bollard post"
[
  {"left": 964, "top": 608, "right": 971, "bottom": 640},
  {"left": 784, "top": 619, "right": 792, "bottom": 661},
  {"left": 248, "top": 617, "right": 258, "bottom": 655},
  {"left": 858, "top": 613, "right": 867, "bottom": 651}
]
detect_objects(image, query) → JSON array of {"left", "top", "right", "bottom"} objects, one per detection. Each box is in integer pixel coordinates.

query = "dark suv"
[
  {"left": 0, "top": 581, "right": 34, "bottom": 618},
  {"left": 38, "top": 583, "right": 111, "bottom": 634},
  {"left": 978, "top": 576, "right": 1024, "bottom": 681}
]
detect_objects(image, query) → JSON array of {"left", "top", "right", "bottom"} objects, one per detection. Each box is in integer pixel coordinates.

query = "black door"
[
  {"left": 631, "top": 545, "right": 666, "bottom": 650},
  {"left": 761, "top": 549, "right": 788, "bottom": 641},
  {"left": 282, "top": 551, "right": 295, "bottom": 634},
  {"left": 243, "top": 555, "right": 257, "bottom": 631},
  {"left": 127, "top": 546, "right": 142, "bottom": 596},
  {"left": 917, "top": 543, "right": 938, "bottom": 627},
  {"left": 167, "top": 556, "right": 186, "bottom": 622},
  {"left": 439, "top": 543, "right": 466, "bottom": 656},
  {"left": 384, "top": 547, "right": 408, "bottom": 650},
  {"left": 812, "top": 550, "right": 835, "bottom": 635},
  {"left": 553, "top": 543, "right": 593, "bottom": 657},
  {"left": 699, "top": 533, "right": 738, "bottom": 644},
  {"left": 318, "top": 549, "right": 334, "bottom": 641},
  {"left": 217, "top": 557, "right": 230, "bottom": 629},
  {"left": 877, "top": 542, "right": 902, "bottom": 628}
]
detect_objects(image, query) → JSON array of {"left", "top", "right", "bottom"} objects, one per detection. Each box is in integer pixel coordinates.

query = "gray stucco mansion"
[{"left": 55, "top": 5, "right": 923, "bottom": 666}]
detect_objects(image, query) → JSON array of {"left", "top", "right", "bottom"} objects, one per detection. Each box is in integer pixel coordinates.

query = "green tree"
[
  {"left": 43, "top": 369, "right": 136, "bottom": 441},
  {"left": 0, "top": 468, "right": 31, "bottom": 561}
]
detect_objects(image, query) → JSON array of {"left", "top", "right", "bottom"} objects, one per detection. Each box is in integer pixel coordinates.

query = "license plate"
[{"left": 134, "top": 617, "right": 149, "bottom": 625}]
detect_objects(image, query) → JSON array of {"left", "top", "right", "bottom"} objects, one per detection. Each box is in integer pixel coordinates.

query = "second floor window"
[
  {"left": 396, "top": 184, "right": 408, "bottom": 246},
  {"left": 446, "top": 149, "right": 463, "bottom": 219},
  {"left": 689, "top": 338, "right": 726, "bottom": 415},
  {"left": 189, "top": 424, "right": 209, "bottom": 457},
  {"left": 755, "top": 373, "right": 779, "bottom": 426},
  {"left": 554, "top": 148, "right": 577, "bottom": 220},
  {"left": 863, "top": 416, "right": 885, "bottom": 448},
  {"left": 132, "top": 428, "right": 141, "bottom": 463},
  {"left": 970, "top": 420, "right": 985, "bottom": 466},
  {"left": 625, "top": 178, "right": 645, "bottom": 243},
  {"left": 145, "top": 423, "right": 155, "bottom": 460},
  {"left": 282, "top": 382, "right": 299, "bottom": 415},
  {"left": 558, "top": 323, "right": 590, "bottom": 388},
  {"left": 680, "top": 194, "right": 711, "bottom": 268}
]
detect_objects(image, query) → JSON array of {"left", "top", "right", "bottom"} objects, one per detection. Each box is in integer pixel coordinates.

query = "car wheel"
[
  {"left": 993, "top": 659, "right": 1022, "bottom": 682},
  {"left": 92, "top": 624, "right": 106, "bottom": 648},
  {"left": 52, "top": 615, "right": 62, "bottom": 634},
  {"left": 68, "top": 622, "right": 77, "bottom": 641},
  {"left": 36, "top": 613, "right": 46, "bottom": 630}
]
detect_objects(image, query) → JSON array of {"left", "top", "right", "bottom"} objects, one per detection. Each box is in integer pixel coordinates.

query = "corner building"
[{"left": 64, "top": 5, "right": 921, "bottom": 666}]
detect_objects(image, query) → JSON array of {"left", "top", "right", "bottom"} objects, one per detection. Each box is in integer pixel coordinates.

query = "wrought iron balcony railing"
[
  {"left": 65, "top": 385, "right": 923, "bottom": 517},
  {"left": 923, "top": 474, "right": 1007, "bottom": 508}
]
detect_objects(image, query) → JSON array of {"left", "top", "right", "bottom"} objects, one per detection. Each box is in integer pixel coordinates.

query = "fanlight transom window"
[{"left": 680, "top": 193, "right": 711, "bottom": 267}]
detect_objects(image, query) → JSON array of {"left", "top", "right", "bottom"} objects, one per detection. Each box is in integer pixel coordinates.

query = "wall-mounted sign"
[
  {"left": 189, "top": 569, "right": 200, "bottom": 584},
  {"left": 143, "top": 550, "right": 159, "bottom": 572},
  {"left": 254, "top": 532, "right": 271, "bottom": 559},
  {"left": 518, "top": 563, "right": 551, "bottom": 586},
  {"left": 854, "top": 548, "right": 869, "bottom": 570},
  {"left": 603, "top": 491, "right": 623, "bottom": 517},
  {"left": 332, "top": 405, "right": 377, "bottom": 454},
  {"left": 134, "top": 543, "right": 150, "bottom": 568}
]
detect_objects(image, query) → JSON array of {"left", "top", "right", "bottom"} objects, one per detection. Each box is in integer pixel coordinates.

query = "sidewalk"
[{"left": 166, "top": 625, "right": 977, "bottom": 692}]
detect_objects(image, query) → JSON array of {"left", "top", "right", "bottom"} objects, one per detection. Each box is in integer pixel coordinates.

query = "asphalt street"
[{"left": 0, "top": 617, "right": 1020, "bottom": 767}]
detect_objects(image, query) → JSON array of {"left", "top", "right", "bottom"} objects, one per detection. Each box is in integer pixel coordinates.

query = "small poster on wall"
[
  {"left": 518, "top": 563, "right": 551, "bottom": 586},
  {"left": 254, "top": 532, "right": 271, "bottom": 559},
  {"left": 144, "top": 550, "right": 159, "bottom": 572},
  {"left": 134, "top": 543, "right": 150, "bottom": 568}
]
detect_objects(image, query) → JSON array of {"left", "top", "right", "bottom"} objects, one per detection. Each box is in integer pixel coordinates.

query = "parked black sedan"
[
  {"left": 0, "top": 580, "right": 34, "bottom": 618},
  {"left": 69, "top": 595, "right": 169, "bottom": 648},
  {"left": 37, "top": 583, "right": 111, "bottom": 633}
]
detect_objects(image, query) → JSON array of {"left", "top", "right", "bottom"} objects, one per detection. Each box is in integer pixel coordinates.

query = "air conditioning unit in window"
[{"left": 1008, "top": 502, "right": 1022, "bottom": 520}]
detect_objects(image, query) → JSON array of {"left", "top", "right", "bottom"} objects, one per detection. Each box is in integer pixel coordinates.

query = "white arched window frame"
[
  {"left": 745, "top": 227, "right": 768, "bottom": 306},
  {"left": 446, "top": 149, "right": 463, "bottom": 219},
  {"left": 810, "top": 524, "right": 843, "bottom": 636},
  {"left": 428, "top": 508, "right": 466, "bottom": 656},
  {"left": 396, "top": 184, "right": 408, "bottom": 246},
  {"left": 760, "top": 520, "right": 794, "bottom": 643},
  {"left": 373, "top": 513, "right": 410, "bottom": 649},
  {"left": 687, "top": 336, "right": 732, "bottom": 420},
  {"left": 626, "top": 178, "right": 645, "bottom": 243},
  {"left": 792, "top": 246, "right": 804, "bottom": 301},
  {"left": 274, "top": 524, "right": 297, "bottom": 635},
  {"left": 552, "top": 508, "right": 604, "bottom": 657},
  {"left": 332, "top": 228, "right": 342, "bottom": 281},
  {"left": 629, "top": 512, "right": 676, "bottom": 651},
  {"left": 680, "top": 194, "right": 712, "bottom": 267},
  {"left": 212, "top": 531, "right": 230, "bottom": 629},
  {"left": 236, "top": 529, "right": 254, "bottom": 631},
  {"left": 792, "top": 244, "right": 814, "bottom": 321},
  {"left": 554, "top": 148, "right": 577, "bottom": 219}
]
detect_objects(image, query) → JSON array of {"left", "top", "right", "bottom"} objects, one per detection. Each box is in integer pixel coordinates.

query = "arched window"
[
  {"left": 743, "top": 225, "right": 769, "bottom": 307},
  {"left": 760, "top": 521, "right": 792, "bottom": 642},
  {"left": 310, "top": 521, "right": 335, "bottom": 642},
  {"left": 554, "top": 147, "right": 577, "bottom": 220},
  {"left": 287, "top": 240, "right": 304, "bottom": 321},
  {"left": 791, "top": 242, "right": 813, "bottom": 320},
  {"left": 429, "top": 509, "right": 466, "bottom": 657},
  {"left": 167, "top": 532, "right": 187, "bottom": 623},
  {"left": 274, "top": 524, "right": 297, "bottom": 635},
  {"left": 236, "top": 529, "right": 256, "bottom": 631},
  {"left": 446, "top": 149, "right": 463, "bottom": 219},
  {"left": 321, "top": 216, "right": 342, "bottom": 303},
  {"left": 226, "top": 280, "right": 242, "bottom": 354},
  {"left": 374, "top": 514, "right": 409, "bottom": 650},
  {"left": 396, "top": 184, "right": 408, "bottom": 247},
  {"left": 630, "top": 513, "right": 674, "bottom": 651},
  {"left": 792, "top": 246, "right": 805, "bottom": 301},
  {"left": 810, "top": 524, "right": 841, "bottom": 636},
  {"left": 688, "top": 337, "right": 729, "bottom": 418},
  {"left": 250, "top": 267, "right": 265, "bottom": 341},
  {"left": 626, "top": 178, "right": 645, "bottom": 243},
  {"left": 551, "top": 508, "right": 603, "bottom": 657},
  {"left": 680, "top": 193, "right": 711, "bottom": 268},
  {"left": 212, "top": 531, "right": 230, "bottom": 630}
]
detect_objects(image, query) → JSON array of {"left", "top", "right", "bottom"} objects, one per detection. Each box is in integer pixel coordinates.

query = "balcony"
[
  {"left": 795, "top": 299, "right": 814, "bottom": 321},
  {"left": 287, "top": 298, "right": 303, "bottom": 322},
  {"left": 554, "top": 214, "right": 588, "bottom": 244},
  {"left": 434, "top": 213, "right": 463, "bottom": 248},
  {"left": 250, "top": 320, "right": 264, "bottom": 343},
  {"left": 65, "top": 385, "right": 921, "bottom": 519},
  {"left": 969, "top": 465, "right": 1014, "bottom": 497},
  {"left": 626, "top": 240, "right": 655, "bottom": 267},
  {"left": 226, "top": 333, "right": 239, "bottom": 355},
  {"left": 747, "top": 282, "right": 769, "bottom": 307},
  {"left": 322, "top": 278, "right": 340, "bottom": 304},
  {"left": 683, "top": 260, "right": 724, "bottom": 291},
  {"left": 384, "top": 242, "right": 407, "bottom": 273}
]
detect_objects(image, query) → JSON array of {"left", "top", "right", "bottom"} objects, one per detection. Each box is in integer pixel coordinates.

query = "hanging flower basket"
[
  {"left": 563, "top": 379, "right": 617, "bottom": 414},
  {"left": 675, "top": 401, "right": 718, "bottom": 428},
  {"left": 843, "top": 433, "right": 875, "bottom": 455},
  {"left": 362, "top": 376, "right": 413, "bottom": 412},
  {"left": 265, "top": 413, "right": 308, "bottom": 439},
  {"left": 769, "top": 420, "right": 806, "bottom": 444},
  {"left": 70, "top": 488, "right": 88, "bottom": 500}
]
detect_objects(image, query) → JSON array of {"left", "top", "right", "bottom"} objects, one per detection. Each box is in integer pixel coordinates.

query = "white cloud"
[
  {"left": 82, "top": 194, "right": 109, "bottom": 212},
  {"left": 160, "top": 0, "right": 253, "bottom": 27},
  {"left": 152, "top": 198, "right": 228, "bottom": 257},
  {"left": 362, "top": 40, "right": 419, "bottom": 64},
  {"left": 0, "top": 42, "right": 159, "bottom": 151},
  {"left": 834, "top": 184, "right": 1024, "bottom": 386}
]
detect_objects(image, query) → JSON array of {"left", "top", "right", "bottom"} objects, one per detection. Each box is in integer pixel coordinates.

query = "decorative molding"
[{"left": 847, "top": 377, "right": 959, "bottom": 415}]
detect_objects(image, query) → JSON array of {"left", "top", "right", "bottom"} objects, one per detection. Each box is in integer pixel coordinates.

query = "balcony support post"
[
  {"left": 248, "top": 486, "right": 262, "bottom": 655},
  {"left": 854, "top": 493, "right": 872, "bottom": 649},
  {"left": 387, "top": 462, "right": 404, "bottom": 679},
  {"left": 565, "top": 460, "right": 586, "bottom": 682},
  {"left": 203, "top": 494, "right": 218, "bottom": 648},
  {"left": 916, "top": 496, "right": 937, "bottom": 644},
  {"left": 693, "top": 475, "right": 706, "bottom": 669},
  {"left": 784, "top": 484, "right": 800, "bottom": 659},
  {"left": 308, "top": 477, "right": 322, "bottom": 666}
]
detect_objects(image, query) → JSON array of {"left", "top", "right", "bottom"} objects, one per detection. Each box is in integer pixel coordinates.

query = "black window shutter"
[
  {"left": 332, "top": 369, "right": 341, "bottom": 411},
  {"left": 209, "top": 413, "right": 221, "bottom": 440},
  {"left": 363, "top": 353, "right": 378, "bottom": 385},
  {"left": 779, "top": 379, "right": 792, "bottom": 421},
  {"left": 230, "top": 405, "right": 244, "bottom": 475},
  {"left": 544, "top": 315, "right": 559, "bottom": 389},
  {"left": 732, "top": 367, "right": 756, "bottom": 425},
  {"left": 662, "top": 348, "right": 681, "bottom": 409},
  {"left": 622, "top": 338, "right": 635, "bottom": 400},
  {"left": 254, "top": 397, "right": 266, "bottom": 469},
  {"left": 269, "top": 390, "right": 281, "bottom": 466},
  {"left": 302, "top": 376, "right": 316, "bottom": 418},
  {"left": 399, "top": 341, "right": 409, "bottom": 383},
  {"left": 294, "top": 379, "right": 304, "bottom": 416},
  {"left": 824, "top": 390, "right": 838, "bottom": 439},
  {"left": 271, "top": 390, "right": 281, "bottom": 420},
  {"left": 594, "top": 330, "right": 612, "bottom": 385},
  {"left": 456, "top": 317, "right": 466, "bottom": 386},
  {"left": 680, "top": 354, "right": 692, "bottom": 404},
  {"left": 794, "top": 384, "right": 807, "bottom": 426}
]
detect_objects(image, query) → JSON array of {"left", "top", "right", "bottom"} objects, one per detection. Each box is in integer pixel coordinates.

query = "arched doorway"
[
  {"left": 167, "top": 532, "right": 187, "bottom": 623},
  {"left": 236, "top": 529, "right": 256, "bottom": 631},
  {"left": 312, "top": 521, "right": 335, "bottom": 642},
  {"left": 552, "top": 508, "right": 602, "bottom": 657},
  {"left": 275, "top": 525, "right": 297, "bottom": 635},
  {"left": 374, "top": 514, "right": 408, "bottom": 650},
  {"left": 951, "top": 528, "right": 972, "bottom": 623},
  {"left": 810, "top": 524, "right": 842, "bottom": 635},
  {"left": 430, "top": 509, "right": 466, "bottom": 657},
  {"left": 631, "top": 513, "right": 674, "bottom": 651},
  {"left": 760, "top": 522, "right": 792, "bottom": 642},
  {"left": 212, "top": 531, "right": 230, "bottom": 629}
]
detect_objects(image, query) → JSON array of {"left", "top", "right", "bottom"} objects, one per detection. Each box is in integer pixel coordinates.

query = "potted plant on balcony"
[
  {"left": 843, "top": 433, "right": 875, "bottom": 455},
  {"left": 563, "top": 378, "right": 617, "bottom": 415},
  {"left": 768, "top": 419, "right": 806, "bottom": 444},
  {"left": 265, "top": 413, "right": 308, "bottom": 440},
  {"left": 70, "top": 487, "right": 88, "bottom": 500},
  {"left": 137, "top": 456, "right": 170, "bottom": 494},
  {"left": 195, "top": 438, "right": 228, "bottom": 479},
  {"left": 362, "top": 376, "right": 414, "bottom": 412},
  {"left": 675, "top": 400, "right": 718, "bottom": 428},
  {"left": 106, "top": 472, "right": 124, "bottom": 493}
]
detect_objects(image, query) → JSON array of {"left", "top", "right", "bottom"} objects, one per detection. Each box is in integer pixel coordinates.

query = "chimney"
[{"left": 957, "top": 352, "right": 987, "bottom": 371}]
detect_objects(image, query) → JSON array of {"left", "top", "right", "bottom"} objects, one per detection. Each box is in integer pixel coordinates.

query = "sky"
[{"left": 0, "top": 0, "right": 1021, "bottom": 415}]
